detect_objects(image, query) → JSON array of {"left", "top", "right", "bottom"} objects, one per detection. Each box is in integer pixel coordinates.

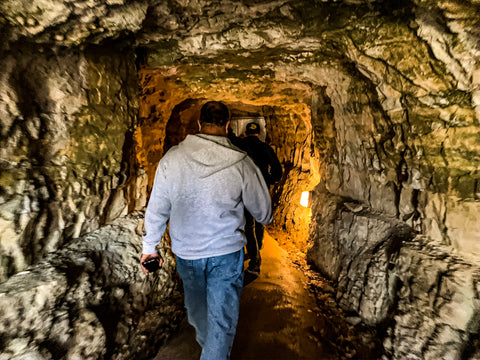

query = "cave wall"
[
  {"left": 299, "top": 9, "right": 480, "bottom": 359},
  {"left": 302, "top": 51, "right": 480, "bottom": 360},
  {"left": 308, "top": 188, "right": 479, "bottom": 359},
  {"left": 0, "top": 43, "right": 138, "bottom": 282},
  {"left": 0, "top": 213, "right": 184, "bottom": 360},
  {"left": 0, "top": 42, "right": 188, "bottom": 359}
]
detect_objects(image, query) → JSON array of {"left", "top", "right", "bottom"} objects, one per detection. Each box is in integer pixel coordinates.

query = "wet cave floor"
[{"left": 153, "top": 233, "right": 382, "bottom": 360}]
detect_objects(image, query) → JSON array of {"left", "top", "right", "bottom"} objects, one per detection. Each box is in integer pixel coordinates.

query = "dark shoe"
[
  {"left": 246, "top": 262, "right": 260, "bottom": 276},
  {"left": 246, "top": 267, "right": 260, "bottom": 276},
  {"left": 243, "top": 270, "right": 258, "bottom": 286}
]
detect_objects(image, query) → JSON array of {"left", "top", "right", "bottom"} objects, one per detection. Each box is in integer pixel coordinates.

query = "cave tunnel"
[{"left": 1, "top": 0, "right": 480, "bottom": 359}]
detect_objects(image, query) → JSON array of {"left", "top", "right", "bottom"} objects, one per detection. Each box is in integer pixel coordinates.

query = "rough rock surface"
[
  {"left": 0, "top": 44, "right": 138, "bottom": 282},
  {"left": 0, "top": 212, "right": 184, "bottom": 360},
  {"left": 387, "top": 237, "right": 479, "bottom": 360},
  {"left": 308, "top": 186, "right": 480, "bottom": 359}
]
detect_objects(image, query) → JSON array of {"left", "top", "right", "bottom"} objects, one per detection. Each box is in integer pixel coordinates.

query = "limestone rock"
[
  {"left": 0, "top": 212, "right": 184, "bottom": 360},
  {"left": 308, "top": 186, "right": 480, "bottom": 359},
  {"left": 386, "top": 237, "right": 479, "bottom": 360},
  {"left": 0, "top": 44, "right": 138, "bottom": 282}
]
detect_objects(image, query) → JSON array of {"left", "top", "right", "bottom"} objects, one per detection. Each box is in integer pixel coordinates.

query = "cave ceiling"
[
  {"left": 1, "top": 0, "right": 478, "bottom": 92},
  {"left": 1, "top": 0, "right": 479, "bottom": 122}
]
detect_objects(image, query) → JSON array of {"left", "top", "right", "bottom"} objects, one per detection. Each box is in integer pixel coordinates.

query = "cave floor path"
[{"left": 153, "top": 232, "right": 336, "bottom": 360}]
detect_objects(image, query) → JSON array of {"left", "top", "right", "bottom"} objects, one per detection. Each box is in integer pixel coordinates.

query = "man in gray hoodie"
[{"left": 140, "top": 101, "right": 272, "bottom": 360}]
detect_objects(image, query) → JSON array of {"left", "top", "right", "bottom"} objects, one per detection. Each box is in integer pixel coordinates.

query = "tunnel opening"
[
  {"left": 133, "top": 67, "right": 387, "bottom": 359},
  {"left": 130, "top": 52, "right": 480, "bottom": 359},
  {"left": 134, "top": 66, "right": 322, "bottom": 268}
]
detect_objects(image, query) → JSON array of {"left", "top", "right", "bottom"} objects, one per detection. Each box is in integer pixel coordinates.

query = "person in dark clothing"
[{"left": 229, "top": 121, "right": 282, "bottom": 276}]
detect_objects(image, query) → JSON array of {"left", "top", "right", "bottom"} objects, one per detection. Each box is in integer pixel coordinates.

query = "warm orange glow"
[{"left": 300, "top": 191, "right": 309, "bottom": 208}]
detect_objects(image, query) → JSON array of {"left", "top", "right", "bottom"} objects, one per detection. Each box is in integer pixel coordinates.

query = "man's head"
[
  {"left": 245, "top": 122, "right": 261, "bottom": 136},
  {"left": 198, "top": 101, "right": 230, "bottom": 136},
  {"left": 200, "top": 101, "right": 230, "bottom": 127}
]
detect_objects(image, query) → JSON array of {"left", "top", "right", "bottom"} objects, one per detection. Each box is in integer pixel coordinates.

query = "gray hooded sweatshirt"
[{"left": 142, "top": 133, "right": 272, "bottom": 260}]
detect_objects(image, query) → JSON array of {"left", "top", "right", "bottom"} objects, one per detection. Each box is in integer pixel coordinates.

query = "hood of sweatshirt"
[{"left": 179, "top": 134, "right": 247, "bottom": 178}]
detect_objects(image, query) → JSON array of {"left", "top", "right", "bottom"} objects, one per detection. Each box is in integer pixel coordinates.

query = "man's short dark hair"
[
  {"left": 245, "top": 122, "right": 261, "bottom": 135},
  {"left": 200, "top": 101, "right": 230, "bottom": 126}
]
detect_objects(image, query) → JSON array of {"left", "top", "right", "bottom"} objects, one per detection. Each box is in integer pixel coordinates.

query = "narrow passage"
[
  {"left": 231, "top": 233, "right": 332, "bottom": 359},
  {"left": 153, "top": 234, "right": 372, "bottom": 360}
]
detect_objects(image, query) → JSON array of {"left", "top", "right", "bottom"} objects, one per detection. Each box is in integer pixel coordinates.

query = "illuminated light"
[{"left": 300, "top": 191, "right": 310, "bottom": 208}]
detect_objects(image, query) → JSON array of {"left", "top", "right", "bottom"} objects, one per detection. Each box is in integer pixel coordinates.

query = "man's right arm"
[
  {"left": 242, "top": 158, "right": 273, "bottom": 225},
  {"left": 143, "top": 161, "right": 172, "bottom": 255}
]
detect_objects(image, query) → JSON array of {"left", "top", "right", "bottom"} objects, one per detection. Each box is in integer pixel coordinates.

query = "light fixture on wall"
[{"left": 300, "top": 191, "right": 310, "bottom": 208}]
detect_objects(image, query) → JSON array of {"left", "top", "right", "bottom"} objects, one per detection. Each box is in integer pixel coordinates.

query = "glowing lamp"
[{"left": 300, "top": 191, "right": 310, "bottom": 208}]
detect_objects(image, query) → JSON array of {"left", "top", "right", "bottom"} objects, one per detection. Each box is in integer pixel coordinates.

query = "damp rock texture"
[
  {"left": 0, "top": 212, "right": 184, "bottom": 360},
  {"left": 387, "top": 237, "right": 479, "bottom": 360},
  {"left": 0, "top": 45, "right": 139, "bottom": 282},
  {"left": 308, "top": 187, "right": 480, "bottom": 359}
]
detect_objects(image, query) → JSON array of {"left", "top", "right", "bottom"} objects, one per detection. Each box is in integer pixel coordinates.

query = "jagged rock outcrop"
[
  {"left": 0, "top": 212, "right": 184, "bottom": 360},
  {"left": 0, "top": 44, "right": 139, "bottom": 282},
  {"left": 388, "top": 237, "right": 479, "bottom": 360},
  {"left": 308, "top": 186, "right": 480, "bottom": 359}
]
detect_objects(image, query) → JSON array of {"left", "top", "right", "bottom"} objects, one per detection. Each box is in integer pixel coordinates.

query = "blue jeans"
[{"left": 176, "top": 250, "right": 244, "bottom": 360}]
